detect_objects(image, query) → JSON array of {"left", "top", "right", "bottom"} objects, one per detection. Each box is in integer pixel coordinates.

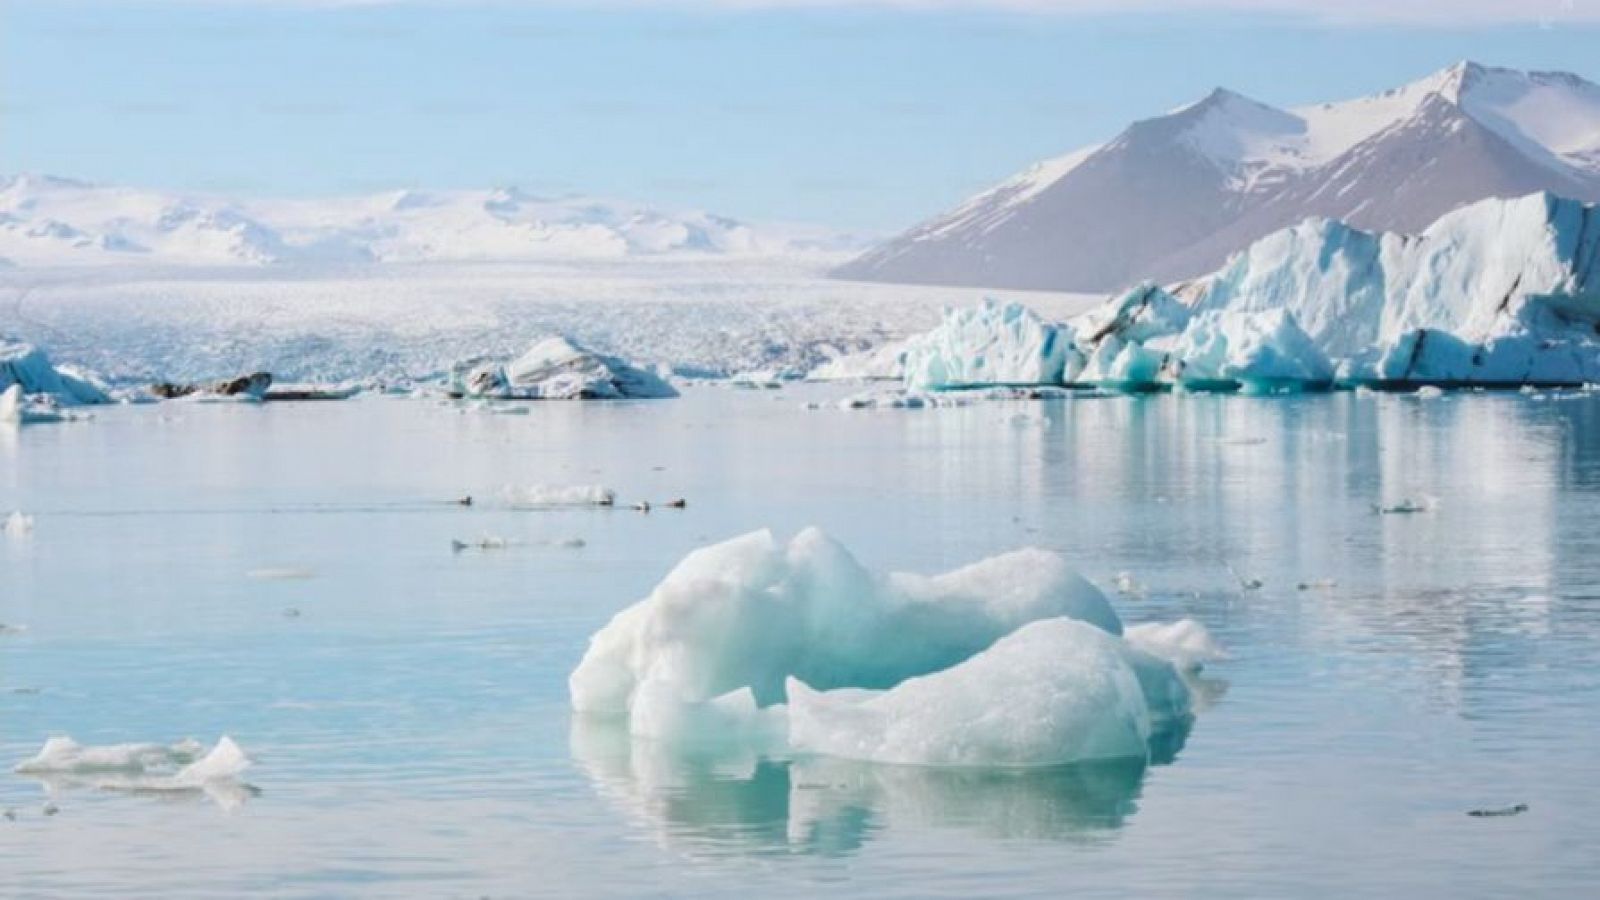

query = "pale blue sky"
[{"left": 6, "top": 1, "right": 1600, "bottom": 231}]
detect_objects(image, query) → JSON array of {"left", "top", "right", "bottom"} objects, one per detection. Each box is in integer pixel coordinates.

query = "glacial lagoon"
[{"left": 3, "top": 385, "right": 1599, "bottom": 896}]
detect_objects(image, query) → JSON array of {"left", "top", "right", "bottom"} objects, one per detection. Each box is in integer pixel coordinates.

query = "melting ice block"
[
  {"left": 0, "top": 340, "right": 109, "bottom": 405},
  {"left": 570, "top": 529, "right": 1214, "bottom": 767},
  {"left": 901, "top": 300, "right": 1074, "bottom": 390}
]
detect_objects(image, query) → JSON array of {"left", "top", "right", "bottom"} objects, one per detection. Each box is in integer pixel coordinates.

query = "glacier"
[
  {"left": 900, "top": 192, "right": 1600, "bottom": 393},
  {"left": 450, "top": 336, "right": 677, "bottom": 401},
  {"left": 568, "top": 528, "right": 1216, "bottom": 767}
]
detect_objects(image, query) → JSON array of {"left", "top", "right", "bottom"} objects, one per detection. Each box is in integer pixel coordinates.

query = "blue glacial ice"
[
  {"left": 568, "top": 528, "right": 1215, "bottom": 767},
  {"left": 897, "top": 192, "right": 1600, "bottom": 392},
  {"left": 0, "top": 337, "right": 110, "bottom": 408}
]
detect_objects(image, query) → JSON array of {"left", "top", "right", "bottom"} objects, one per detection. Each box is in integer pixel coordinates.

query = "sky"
[{"left": 6, "top": 1, "right": 1600, "bottom": 233}]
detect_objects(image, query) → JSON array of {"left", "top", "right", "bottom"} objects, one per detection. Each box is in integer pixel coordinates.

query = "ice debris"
[
  {"left": 4, "top": 511, "right": 34, "bottom": 539},
  {"left": 451, "top": 336, "right": 677, "bottom": 401},
  {"left": 0, "top": 340, "right": 109, "bottom": 406},
  {"left": 503, "top": 484, "right": 616, "bottom": 508},
  {"left": 13, "top": 735, "right": 256, "bottom": 808},
  {"left": 569, "top": 528, "right": 1220, "bottom": 767}
]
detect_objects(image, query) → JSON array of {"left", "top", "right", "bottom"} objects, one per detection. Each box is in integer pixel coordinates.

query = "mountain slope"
[{"left": 835, "top": 62, "right": 1600, "bottom": 293}]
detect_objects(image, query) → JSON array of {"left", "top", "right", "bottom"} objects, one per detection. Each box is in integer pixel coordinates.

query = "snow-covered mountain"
[
  {"left": 835, "top": 62, "right": 1600, "bottom": 293},
  {"left": 0, "top": 176, "right": 851, "bottom": 268}
]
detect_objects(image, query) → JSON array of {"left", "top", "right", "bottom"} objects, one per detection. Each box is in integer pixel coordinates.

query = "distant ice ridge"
[
  {"left": 568, "top": 528, "right": 1219, "bottom": 767},
  {"left": 902, "top": 193, "right": 1600, "bottom": 392},
  {"left": 0, "top": 175, "right": 856, "bottom": 268},
  {"left": 451, "top": 336, "right": 676, "bottom": 400}
]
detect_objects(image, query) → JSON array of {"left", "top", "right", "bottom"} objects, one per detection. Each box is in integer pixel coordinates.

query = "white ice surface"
[
  {"left": 787, "top": 618, "right": 1152, "bottom": 767},
  {"left": 570, "top": 529, "right": 1210, "bottom": 767}
]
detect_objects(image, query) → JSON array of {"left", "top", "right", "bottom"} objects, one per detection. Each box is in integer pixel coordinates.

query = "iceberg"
[
  {"left": 0, "top": 340, "right": 110, "bottom": 405},
  {"left": 901, "top": 300, "right": 1074, "bottom": 390},
  {"left": 451, "top": 336, "right": 677, "bottom": 401},
  {"left": 893, "top": 193, "right": 1600, "bottom": 392},
  {"left": 569, "top": 529, "right": 1213, "bottom": 767}
]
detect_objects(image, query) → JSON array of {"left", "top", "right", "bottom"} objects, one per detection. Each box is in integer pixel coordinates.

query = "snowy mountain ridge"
[
  {"left": 836, "top": 62, "right": 1600, "bottom": 292},
  {"left": 0, "top": 175, "right": 855, "bottom": 268}
]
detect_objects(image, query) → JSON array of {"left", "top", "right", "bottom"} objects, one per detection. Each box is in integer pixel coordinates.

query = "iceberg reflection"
[{"left": 571, "top": 715, "right": 1183, "bottom": 856}]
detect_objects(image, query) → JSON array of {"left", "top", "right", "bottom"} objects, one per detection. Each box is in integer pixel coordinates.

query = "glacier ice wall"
[{"left": 901, "top": 192, "right": 1600, "bottom": 391}]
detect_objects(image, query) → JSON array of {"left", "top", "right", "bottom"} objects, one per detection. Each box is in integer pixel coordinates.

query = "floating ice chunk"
[
  {"left": 1124, "top": 619, "right": 1227, "bottom": 674},
  {"left": 171, "top": 736, "right": 251, "bottom": 785},
  {"left": 1415, "top": 385, "right": 1445, "bottom": 399},
  {"left": 503, "top": 483, "right": 616, "bottom": 508},
  {"left": 1377, "top": 497, "right": 1431, "bottom": 514},
  {"left": 902, "top": 300, "right": 1074, "bottom": 390},
  {"left": 728, "top": 369, "right": 785, "bottom": 390},
  {"left": 15, "top": 736, "right": 205, "bottom": 775},
  {"left": 4, "top": 511, "right": 34, "bottom": 539},
  {"left": 0, "top": 340, "right": 110, "bottom": 406},
  {"left": 452, "top": 336, "right": 677, "bottom": 401},
  {"left": 786, "top": 618, "right": 1153, "bottom": 767},
  {"left": 569, "top": 528, "right": 1123, "bottom": 741}
]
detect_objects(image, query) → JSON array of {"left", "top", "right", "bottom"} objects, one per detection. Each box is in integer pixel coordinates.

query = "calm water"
[{"left": 3, "top": 386, "right": 1599, "bottom": 897}]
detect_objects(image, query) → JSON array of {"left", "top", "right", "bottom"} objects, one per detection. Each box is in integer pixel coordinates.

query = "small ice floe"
[
  {"left": 1, "top": 385, "right": 92, "bottom": 425},
  {"left": 14, "top": 735, "right": 257, "bottom": 809},
  {"left": 1376, "top": 497, "right": 1431, "bottom": 515},
  {"left": 4, "top": 511, "right": 35, "bottom": 539},
  {"left": 1414, "top": 385, "right": 1445, "bottom": 400},
  {"left": 1113, "top": 572, "right": 1143, "bottom": 596},
  {"left": 633, "top": 501, "right": 651, "bottom": 513},
  {"left": 1297, "top": 579, "right": 1338, "bottom": 591},
  {"left": 664, "top": 498, "right": 687, "bottom": 509},
  {"left": 1124, "top": 618, "right": 1228, "bottom": 674},
  {"left": 245, "top": 567, "right": 315, "bottom": 580},
  {"left": 728, "top": 370, "right": 784, "bottom": 390},
  {"left": 282, "top": 607, "right": 302, "bottom": 619},
  {"left": 503, "top": 484, "right": 616, "bottom": 508},
  {"left": 1467, "top": 803, "right": 1529, "bottom": 818},
  {"left": 1226, "top": 563, "right": 1263, "bottom": 591},
  {"left": 452, "top": 535, "right": 586, "bottom": 552}
]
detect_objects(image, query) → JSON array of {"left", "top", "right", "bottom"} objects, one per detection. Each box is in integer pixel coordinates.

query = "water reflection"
[
  {"left": 14, "top": 772, "right": 260, "bottom": 812},
  {"left": 571, "top": 716, "right": 1179, "bottom": 856}
]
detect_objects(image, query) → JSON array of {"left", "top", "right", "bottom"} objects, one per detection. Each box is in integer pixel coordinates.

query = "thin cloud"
[{"left": 24, "top": 0, "right": 1600, "bottom": 26}]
